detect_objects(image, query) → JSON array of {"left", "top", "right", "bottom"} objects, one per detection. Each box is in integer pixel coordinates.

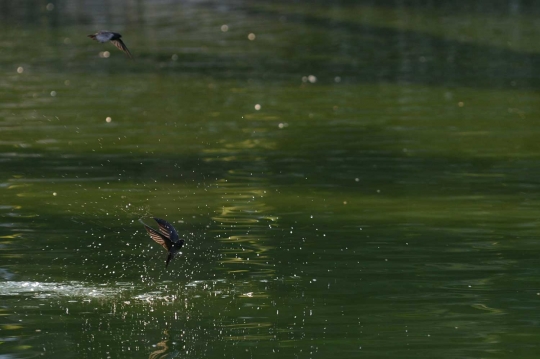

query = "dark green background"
[{"left": 1, "top": 1, "right": 540, "bottom": 358}]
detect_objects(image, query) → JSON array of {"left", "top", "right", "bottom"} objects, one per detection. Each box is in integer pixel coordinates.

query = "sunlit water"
[{"left": 2, "top": 1, "right": 540, "bottom": 358}]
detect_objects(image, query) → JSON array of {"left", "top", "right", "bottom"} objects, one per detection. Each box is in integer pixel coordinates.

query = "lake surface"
[{"left": 2, "top": 0, "right": 540, "bottom": 358}]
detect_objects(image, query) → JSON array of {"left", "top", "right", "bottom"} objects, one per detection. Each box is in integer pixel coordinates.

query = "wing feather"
[
  {"left": 143, "top": 224, "right": 172, "bottom": 251},
  {"left": 111, "top": 39, "right": 133, "bottom": 58},
  {"left": 154, "top": 218, "right": 180, "bottom": 242}
]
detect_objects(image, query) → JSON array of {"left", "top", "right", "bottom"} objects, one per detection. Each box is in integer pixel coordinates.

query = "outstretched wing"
[
  {"left": 143, "top": 223, "right": 172, "bottom": 251},
  {"left": 153, "top": 218, "right": 180, "bottom": 242},
  {"left": 111, "top": 39, "right": 133, "bottom": 58}
]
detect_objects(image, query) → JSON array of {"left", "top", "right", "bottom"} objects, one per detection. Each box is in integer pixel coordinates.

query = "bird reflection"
[
  {"left": 87, "top": 31, "right": 133, "bottom": 58},
  {"left": 140, "top": 218, "right": 185, "bottom": 268},
  {"left": 149, "top": 330, "right": 169, "bottom": 359}
]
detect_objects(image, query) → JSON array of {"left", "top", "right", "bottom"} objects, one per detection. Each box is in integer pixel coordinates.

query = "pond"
[{"left": 2, "top": 0, "right": 540, "bottom": 358}]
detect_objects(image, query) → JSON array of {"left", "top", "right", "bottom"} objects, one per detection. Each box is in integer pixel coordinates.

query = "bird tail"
[{"left": 165, "top": 253, "right": 173, "bottom": 268}]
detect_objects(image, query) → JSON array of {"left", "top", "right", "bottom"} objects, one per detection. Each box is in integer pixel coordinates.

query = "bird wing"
[
  {"left": 143, "top": 224, "right": 172, "bottom": 251},
  {"left": 111, "top": 39, "right": 133, "bottom": 58},
  {"left": 154, "top": 218, "right": 180, "bottom": 243}
]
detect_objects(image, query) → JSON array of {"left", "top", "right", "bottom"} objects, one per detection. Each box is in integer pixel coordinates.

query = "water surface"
[{"left": 2, "top": 1, "right": 540, "bottom": 358}]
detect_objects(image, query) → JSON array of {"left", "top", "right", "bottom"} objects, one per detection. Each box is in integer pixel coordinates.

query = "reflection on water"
[
  {"left": 148, "top": 330, "right": 171, "bottom": 359},
  {"left": 0, "top": 276, "right": 284, "bottom": 356},
  {"left": 209, "top": 146, "right": 282, "bottom": 343},
  {"left": 209, "top": 134, "right": 278, "bottom": 279}
]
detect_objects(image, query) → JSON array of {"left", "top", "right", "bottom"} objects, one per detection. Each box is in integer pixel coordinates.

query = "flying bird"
[
  {"left": 140, "top": 218, "right": 185, "bottom": 268},
  {"left": 88, "top": 31, "right": 133, "bottom": 58}
]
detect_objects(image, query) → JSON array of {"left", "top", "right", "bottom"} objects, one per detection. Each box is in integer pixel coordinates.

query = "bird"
[
  {"left": 140, "top": 218, "right": 185, "bottom": 268},
  {"left": 87, "top": 31, "right": 133, "bottom": 58}
]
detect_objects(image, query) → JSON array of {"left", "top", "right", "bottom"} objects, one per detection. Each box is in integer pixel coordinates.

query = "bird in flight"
[
  {"left": 140, "top": 218, "right": 185, "bottom": 268},
  {"left": 88, "top": 31, "right": 133, "bottom": 58}
]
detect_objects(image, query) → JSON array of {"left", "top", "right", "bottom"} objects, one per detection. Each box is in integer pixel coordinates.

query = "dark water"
[{"left": 2, "top": 1, "right": 540, "bottom": 358}]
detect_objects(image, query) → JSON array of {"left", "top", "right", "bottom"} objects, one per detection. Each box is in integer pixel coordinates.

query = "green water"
[{"left": 2, "top": 1, "right": 540, "bottom": 358}]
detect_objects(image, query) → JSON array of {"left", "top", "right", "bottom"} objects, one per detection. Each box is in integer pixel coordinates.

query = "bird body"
[
  {"left": 88, "top": 31, "right": 132, "bottom": 58},
  {"left": 141, "top": 218, "right": 184, "bottom": 267}
]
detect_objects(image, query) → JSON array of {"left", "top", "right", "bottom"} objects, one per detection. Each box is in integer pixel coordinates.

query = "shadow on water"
[
  {"left": 254, "top": 0, "right": 540, "bottom": 16},
  {"left": 1, "top": 127, "right": 538, "bottom": 201},
  {"left": 1, "top": 0, "right": 540, "bottom": 90},
  {"left": 241, "top": 2, "right": 540, "bottom": 90}
]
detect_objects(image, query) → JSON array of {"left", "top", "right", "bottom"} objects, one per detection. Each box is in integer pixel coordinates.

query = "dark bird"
[
  {"left": 140, "top": 218, "right": 185, "bottom": 268},
  {"left": 87, "top": 31, "right": 133, "bottom": 58}
]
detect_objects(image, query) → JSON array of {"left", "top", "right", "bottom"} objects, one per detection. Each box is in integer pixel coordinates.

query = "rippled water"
[{"left": 2, "top": 0, "right": 540, "bottom": 358}]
